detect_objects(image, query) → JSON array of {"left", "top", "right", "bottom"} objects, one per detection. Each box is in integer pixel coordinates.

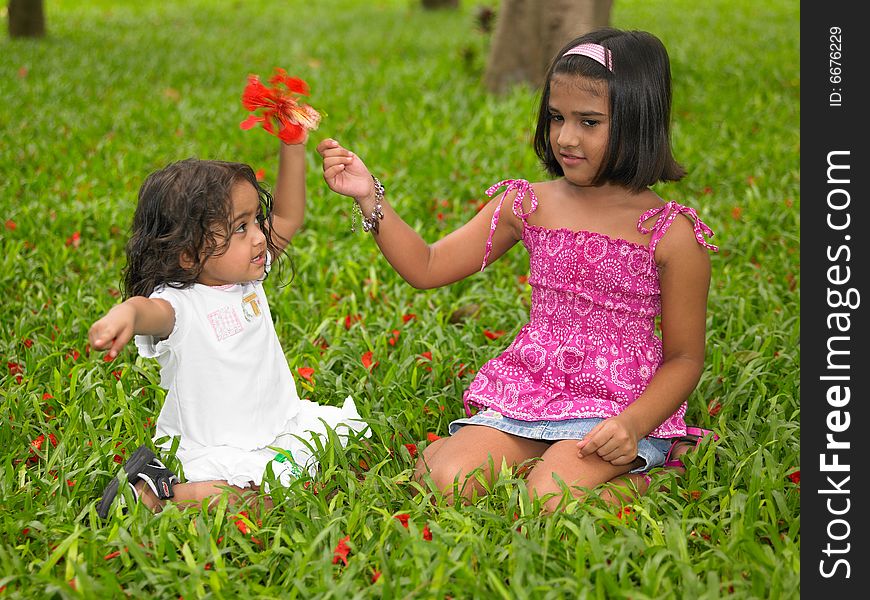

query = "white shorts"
[{"left": 167, "top": 396, "right": 369, "bottom": 489}]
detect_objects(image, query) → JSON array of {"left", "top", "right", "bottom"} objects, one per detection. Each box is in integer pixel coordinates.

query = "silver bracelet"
[{"left": 355, "top": 176, "right": 385, "bottom": 234}]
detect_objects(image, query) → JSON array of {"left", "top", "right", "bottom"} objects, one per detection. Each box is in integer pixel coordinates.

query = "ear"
[{"left": 179, "top": 250, "right": 195, "bottom": 270}]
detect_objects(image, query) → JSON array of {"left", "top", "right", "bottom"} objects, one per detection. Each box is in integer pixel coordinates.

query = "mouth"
[{"left": 251, "top": 252, "right": 265, "bottom": 266}]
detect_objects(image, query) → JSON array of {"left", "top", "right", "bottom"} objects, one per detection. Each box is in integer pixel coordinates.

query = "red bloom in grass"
[
  {"left": 332, "top": 535, "right": 351, "bottom": 566},
  {"left": 234, "top": 511, "right": 250, "bottom": 535},
  {"left": 361, "top": 351, "right": 378, "bottom": 371},
  {"left": 344, "top": 314, "right": 362, "bottom": 329},
  {"left": 426, "top": 432, "right": 441, "bottom": 443},
  {"left": 402, "top": 313, "right": 416, "bottom": 323},
  {"left": 403, "top": 443, "right": 418, "bottom": 458},
  {"left": 5, "top": 219, "right": 17, "bottom": 230},
  {"left": 617, "top": 506, "right": 635, "bottom": 521},
  {"left": 787, "top": 470, "right": 800, "bottom": 485},
  {"left": 483, "top": 329, "right": 505, "bottom": 340},
  {"left": 707, "top": 398, "right": 722, "bottom": 417},
  {"left": 394, "top": 514, "right": 410, "bottom": 528},
  {"left": 422, "top": 524, "right": 432, "bottom": 541},
  {"left": 8, "top": 361, "right": 24, "bottom": 375},
  {"left": 297, "top": 367, "right": 315, "bottom": 382},
  {"left": 23, "top": 338, "right": 33, "bottom": 348},
  {"left": 240, "top": 68, "right": 322, "bottom": 144},
  {"left": 255, "top": 168, "right": 266, "bottom": 181},
  {"left": 65, "top": 231, "right": 81, "bottom": 247},
  {"left": 388, "top": 329, "right": 400, "bottom": 346},
  {"left": 371, "top": 570, "right": 381, "bottom": 583}
]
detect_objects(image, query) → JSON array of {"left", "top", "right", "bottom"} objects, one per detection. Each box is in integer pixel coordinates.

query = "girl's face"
[
  {"left": 547, "top": 74, "right": 610, "bottom": 186},
  {"left": 196, "top": 181, "right": 267, "bottom": 286}
]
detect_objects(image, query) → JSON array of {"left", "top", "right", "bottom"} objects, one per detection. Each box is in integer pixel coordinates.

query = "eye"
[
  {"left": 582, "top": 118, "right": 600, "bottom": 127},
  {"left": 549, "top": 112, "right": 564, "bottom": 123},
  {"left": 234, "top": 222, "right": 247, "bottom": 234}
]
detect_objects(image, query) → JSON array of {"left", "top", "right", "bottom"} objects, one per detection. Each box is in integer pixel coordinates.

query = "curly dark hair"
[{"left": 123, "top": 158, "right": 288, "bottom": 299}]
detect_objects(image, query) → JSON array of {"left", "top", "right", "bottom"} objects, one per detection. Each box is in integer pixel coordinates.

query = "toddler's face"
[
  {"left": 196, "top": 181, "right": 267, "bottom": 286},
  {"left": 547, "top": 74, "right": 610, "bottom": 186}
]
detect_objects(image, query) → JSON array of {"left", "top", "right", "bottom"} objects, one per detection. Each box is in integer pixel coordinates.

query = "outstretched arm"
[
  {"left": 317, "top": 138, "right": 521, "bottom": 289},
  {"left": 269, "top": 141, "right": 307, "bottom": 254},
  {"left": 88, "top": 297, "right": 175, "bottom": 359}
]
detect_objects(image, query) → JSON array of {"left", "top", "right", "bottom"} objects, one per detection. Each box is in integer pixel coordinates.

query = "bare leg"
[
  {"left": 135, "top": 480, "right": 273, "bottom": 514},
  {"left": 413, "top": 425, "right": 548, "bottom": 504},
  {"left": 525, "top": 440, "right": 636, "bottom": 513}
]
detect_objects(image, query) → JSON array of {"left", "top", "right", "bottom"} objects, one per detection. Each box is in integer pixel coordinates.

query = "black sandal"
[{"left": 96, "top": 444, "right": 179, "bottom": 519}]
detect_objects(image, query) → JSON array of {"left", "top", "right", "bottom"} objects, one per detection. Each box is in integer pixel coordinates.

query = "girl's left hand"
[{"left": 576, "top": 418, "right": 639, "bottom": 466}]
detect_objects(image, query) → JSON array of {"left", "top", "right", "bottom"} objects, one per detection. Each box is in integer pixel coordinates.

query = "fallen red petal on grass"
[
  {"left": 332, "top": 535, "right": 351, "bottom": 565},
  {"left": 483, "top": 329, "right": 505, "bottom": 340},
  {"left": 361, "top": 351, "right": 378, "bottom": 370}
]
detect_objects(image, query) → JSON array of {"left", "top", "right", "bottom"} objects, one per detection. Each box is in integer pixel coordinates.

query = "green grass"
[{"left": 1, "top": 0, "right": 799, "bottom": 597}]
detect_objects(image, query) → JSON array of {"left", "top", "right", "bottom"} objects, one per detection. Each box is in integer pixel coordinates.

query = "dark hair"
[
  {"left": 123, "top": 158, "right": 286, "bottom": 299},
  {"left": 533, "top": 28, "right": 686, "bottom": 191}
]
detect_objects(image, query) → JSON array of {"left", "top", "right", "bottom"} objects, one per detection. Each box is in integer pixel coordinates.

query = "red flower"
[
  {"left": 402, "top": 313, "right": 416, "bottom": 323},
  {"left": 344, "top": 314, "right": 362, "bottom": 329},
  {"left": 7, "top": 361, "right": 23, "bottom": 375},
  {"left": 234, "top": 511, "right": 250, "bottom": 535},
  {"left": 707, "top": 398, "right": 722, "bottom": 416},
  {"left": 255, "top": 168, "right": 265, "bottom": 181},
  {"left": 787, "top": 470, "right": 800, "bottom": 485},
  {"left": 483, "top": 329, "right": 505, "bottom": 340},
  {"left": 371, "top": 570, "right": 381, "bottom": 583},
  {"left": 22, "top": 338, "right": 33, "bottom": 348},
  {"left": 403, "top": 443, "right": 418, "bottom": 458},
  {"left": 5, "top": 219, "right": 17, "bottom": 230},
  {"left": 388, "top": 329, "right": 400, "bottom": 346},
  {"left": 422, "top": 524, "right": 432, "bottom": 541},
  {"left": 297, "top": 367, "right": 315, "bottom": 382},
  {"left": 361, "top": 351, "right": 378, "bottom": 370},
  {"left": 65, "top": 231, "right": 81, "bottom": 247},
  {"left": 426, "top": 432, "right": 441, "bottom": 443},
  {"left": 332, "top": 535, "right": 351, "bottom": 566},
  {"left": 240, "top": 68, "right": 322, "bottom": 144},
  {"left": 394, "top": 514, "right": 410, "bottom": 528}
]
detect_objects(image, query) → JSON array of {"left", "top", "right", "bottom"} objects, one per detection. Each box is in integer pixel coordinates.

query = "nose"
[
  {"left": 253, "top": 223, "right": 266, "bottom": 247},
  {"left": 556, "top": 121, "right": 580, "bottom": 149}
]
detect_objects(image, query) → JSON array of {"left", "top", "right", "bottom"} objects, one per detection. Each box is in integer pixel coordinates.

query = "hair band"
[{"left": 562, "top": 43, "right": 613, "bottom": 72}]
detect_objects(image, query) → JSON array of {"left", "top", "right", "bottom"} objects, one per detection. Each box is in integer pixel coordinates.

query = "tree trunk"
[
  {"left": 421, "top": 0, "right": 459, "bottom": 8},
  {"left": 483, "top": 0, "right": 612, "bottom": 94},
  {"left": 8, "top": 0, "right": 46, "bottom": 38}
]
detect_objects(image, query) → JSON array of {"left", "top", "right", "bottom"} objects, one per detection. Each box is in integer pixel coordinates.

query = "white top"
[{"left": 135, "top": 280, "right": 301, "bottom": 451}]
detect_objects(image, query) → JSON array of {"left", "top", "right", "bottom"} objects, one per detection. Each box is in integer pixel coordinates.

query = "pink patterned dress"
[{"left": 462, "top": 180, "right": 718, "bottom": 439}]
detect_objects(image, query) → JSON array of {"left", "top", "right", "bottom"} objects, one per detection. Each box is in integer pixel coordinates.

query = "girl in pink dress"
[{"left": 318, "top": 27, "right": 717, "bottom": 511}]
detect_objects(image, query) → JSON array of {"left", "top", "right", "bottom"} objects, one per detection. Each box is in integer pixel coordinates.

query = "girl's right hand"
[
  {"left": 88, "top": 303, "right": 136, "bottom": 360},
  {"left": 316, "top": 138, "right": 375, "bottom": 201}
]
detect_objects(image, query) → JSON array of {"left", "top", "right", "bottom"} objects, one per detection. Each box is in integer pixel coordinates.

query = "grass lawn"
[{"left": 1, "top": 0, "right": 799, "bottom": 597}]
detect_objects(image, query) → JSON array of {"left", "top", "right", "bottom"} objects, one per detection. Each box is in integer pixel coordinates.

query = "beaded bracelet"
[{"left": 351, "top": 176, "right": 385, "bottom": 234}]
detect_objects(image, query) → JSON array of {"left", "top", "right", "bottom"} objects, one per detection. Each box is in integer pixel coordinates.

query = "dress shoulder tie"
[
  {"left": 637, "top": 201, "right": 719, "bottom": 254},
  {"left": 480, "top": 179, "right": 538, "bottom": 271}
]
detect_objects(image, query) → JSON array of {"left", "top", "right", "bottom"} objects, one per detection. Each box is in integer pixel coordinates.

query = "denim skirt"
[{"left": 448, "top": 409, "right": 672, "bottom": 474}]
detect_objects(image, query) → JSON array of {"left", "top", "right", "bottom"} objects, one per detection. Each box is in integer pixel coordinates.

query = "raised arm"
[
  {"left": 317, "top": 138, "right": 521, "bottom": 289},
  {"left": 88, "top": 297, "right": 175, "bottom": 359},
  {"left": 268, "top": 141, "right": 307, "bottom": 254}
]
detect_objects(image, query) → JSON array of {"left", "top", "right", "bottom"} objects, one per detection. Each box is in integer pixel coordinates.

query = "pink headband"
[{"left": 563, "top": 43, "right": 613, "bottom": 72}]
